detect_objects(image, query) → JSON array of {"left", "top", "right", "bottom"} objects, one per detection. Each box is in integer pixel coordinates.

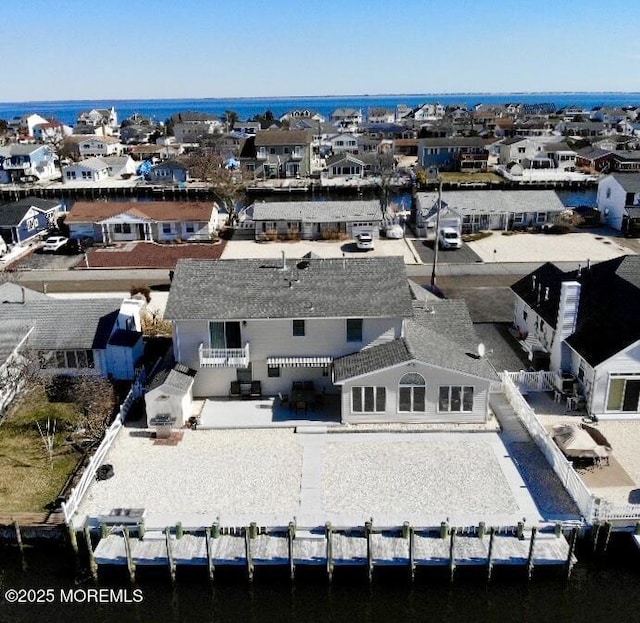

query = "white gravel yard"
[
  {"left": 76, "top": 429, "right": 303, "bottom": 526},
  {"left": 321, "top": 436, "right": 520, "bottom": 522},
  {"left": 75, "top": 427, "right": 545, "bottom": 530}
]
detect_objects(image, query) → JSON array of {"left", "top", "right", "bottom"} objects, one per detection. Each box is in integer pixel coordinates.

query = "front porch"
[{"left": 196, "top": 394, "right": 342, "bottom": 429}]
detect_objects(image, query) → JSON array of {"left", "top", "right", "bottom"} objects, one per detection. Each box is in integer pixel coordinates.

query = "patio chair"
[
  {"left": 229, "top": 381, "right": 241, "bottom": 399},
  {"left": 240, "top": 383, "right": 251, "bottom": 399},
  {"left": 278, "top": 392, "right": 289, "bottom": 407},
  {"left": 250, "top": 381, "right": 262, "bottom": 398},
  {"left": 294, "top": 400, "right": 307, "bottom": 415}
]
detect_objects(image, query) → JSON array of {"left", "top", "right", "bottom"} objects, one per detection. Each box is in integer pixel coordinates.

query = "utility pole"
[{"left": 431, "top": 173, "right": 443, "bottom": 287}]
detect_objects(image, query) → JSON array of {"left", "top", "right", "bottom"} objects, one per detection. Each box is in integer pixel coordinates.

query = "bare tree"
[{"left": 188, "top": 149, "right": 248, "bottom": 225}]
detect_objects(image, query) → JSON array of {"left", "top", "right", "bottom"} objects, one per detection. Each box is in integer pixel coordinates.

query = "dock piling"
[
  {"left": 591, "top": 521, "right": 601, "bottom": 554},
  {"left": 408, "top": 527, "right": 415, "bottom": 581},
  {"left": 65, "top": 522, "right": 77, "bottom": 559},
  {"left": 165, "top": 527, "right": 175, "bottom": 583},
  {"left": 449, "top": 527, "right": 456, "bottom": 583},
  {"left": 526, "top": 526, "right": 537, "bottom": 580},
  {"left": 602, "top": 521, "right": 613, "bottom": 554},
  {"left": 566, "top": 527, "right": 578, "bottom": 580},
  {"left": 325, "top": 522, "right": 334, "bottom": 582},
  {"left": 205, "top": 527, "right": 214, "bottom": 583},
  {"left": 365, "top": 521, "right": 373, "bottom": 583},
  {"left": 288, "top": 522, "right": 295, "bottom": 580},
  {"left": 486, "top": 527, "right": 495, "bottom": 582},
  {"left": 123, "top": 526, "right": 136, "bottom": 584},
  {"left": 84, "top": 526, "right": 98, "bottom": 582},
  {"left": 244, "top": 528, "right": 254, "bottom": 582}
]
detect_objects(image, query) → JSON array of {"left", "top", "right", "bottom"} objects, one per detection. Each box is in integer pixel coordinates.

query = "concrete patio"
[{"left": 196, "top": 395, "right": 342, "bottom": 429}]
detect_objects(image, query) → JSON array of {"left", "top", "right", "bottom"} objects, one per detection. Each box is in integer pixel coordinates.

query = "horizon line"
[{"left": 3, "top": 90, "right": 640, "bottom": 106}]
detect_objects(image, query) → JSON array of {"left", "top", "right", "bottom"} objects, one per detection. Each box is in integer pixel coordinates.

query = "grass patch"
[
  {"left": 463, "top": 231, "right": 492, "bottom": 243},
  {"left": 0, "top": 386, "right": 84, "bottom": 512},
  {"left": 439, "top": 172, "right": 503, "bottom": 184}
]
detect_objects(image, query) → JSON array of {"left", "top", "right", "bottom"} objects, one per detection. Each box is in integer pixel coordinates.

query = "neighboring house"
[
  {"left": 324, "top": 153, "right": 366, "bottom": 179},
  {"left": 75, "top": 107, "right": 119, "bottom": 135},
  {"left": 413, "top": 103, "right": 446, "bottom": 121},
  {"left": 33, "top": 121, "right": 72, "bottom": 143},
  {"left": 63, "top": 157, "right": 110, "bottom": 183},
  {"left": 146, "top": 159, "right": 190, "bottom": 184},
  {"left": 511, "top": 256, "right": 640, "bottom": 420},
  {"left": 65, "top": 200, "right": 219, "bottom": 243},
  {"left": 63, "top": 156, "right": 137, "bottom": 182},
  {"left": 279, "top": 110, "right": 325, "bottom": 123},
  {"left": 415, "top": 190, "right": 567, "bottom": 236},
  {"left": 367, "top": 108, "right": 396, "bottom": 124},
  {"left": 543, "top": 142, "right": 577, "bottom": 171},
  {"left": 232, "top": 121, "right": 261, "bottom": 135},
  {"left": 0, "top": 290, "right": 143, "bottom": 383},
  {"left": 596, "top": 173, "right": 640, "bottom": 234},
  {"left": 330, "top": 108, "right": 363, "bottom": 130},
  {"left": 327, "top": 133, "right": 360, "bottom": 154},
  {"left": 8, "top": 113, "right": 49, "bottom": 138},
  {"left": 0, "top": 197, "right": 62, "bottom": 245},
  {"left": 243, "top": 130, "right": 313, "bottom": 178},
  {"left": 171, "top": 112, "right": 222, "bottom": 143},
  {"left": 250, "top": 200, "right": 382, "bottom": 240},
  {"left": 130, "top": 143, "right": 184, "bottom": 162},
  {"left": 418, "top": 137, "right": 487, "bottom": 172},
  {"left": 77, "top": 136, "right": 124, "bottom": 158},
  {"left": 0, "top": 144, "right": 57, "bottom": 183},
  {"left": 498, "top": 136, "right": 564, "bottom": 166},
  {"left": 159, "top": 256, "right": 496, "bottom": 425},
  {"left": 575, "top": 146, "right": 616, "bottom": 173}
]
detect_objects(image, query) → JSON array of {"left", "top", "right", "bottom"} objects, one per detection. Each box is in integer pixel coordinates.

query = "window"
[
  {"left": 39, "top": 350, "right": 94, "bottom": 369},
  {"left": 606, "top": 376, "right": 640, "bottom": 412},
  {"left": 270, "top": 147, "right": 276, "bottom": 155},
  {"left": 523, "top": 309, "right": 528, "bottom": 321},
  {"left": 185, "top": 222, "right": 195, "bottom": 233},
  {"left": 606, "top": 187, "right": 611, "bottom": 199},
  {"left": 346, "top": 318, "right": 363, "bottom": 342},
  {"left": 398, "top": 373, "right": 426, "bottom": 412},
  {"left": 578, "top": 360, "right": 585, "bottom": 382},
  {"left": 352, "top": 386, "right": 386, "bottom": 413},
  {"left": 114, "top": 223, "right": 132, "bottom": 234},
  {"left": 268, "top": 366, "right": 280, "bottom": 378},
  {"left": 536, "top": 212, "right": 546, "bottom": 224},
  {"left": 162, "top": 223, "right": 171, "bottom": 234},
  {"left": 518, "top": 147, "right": 526, "bottom": 154},
  {"left": 292, "top": 319, "right": 305, "bottom": 337},
  {"left": 513, "top": 213, "right": 524, "bottom": 224},
  {"left": 438, "top": 386, "right": 474, "bottom": 412}
]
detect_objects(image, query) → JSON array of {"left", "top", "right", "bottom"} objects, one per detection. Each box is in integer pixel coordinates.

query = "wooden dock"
[{"left": 90, "top": 523, "right": 578, "bottom": 581}]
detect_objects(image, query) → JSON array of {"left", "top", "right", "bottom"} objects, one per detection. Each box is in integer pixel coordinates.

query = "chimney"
[{"left": 556, "top": 280, "right": 581, "bottom": 341}]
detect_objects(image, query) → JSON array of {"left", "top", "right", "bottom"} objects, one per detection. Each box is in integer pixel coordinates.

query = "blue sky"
[{"left": 2, "top": 0, "right": 637, "bottom": 101}]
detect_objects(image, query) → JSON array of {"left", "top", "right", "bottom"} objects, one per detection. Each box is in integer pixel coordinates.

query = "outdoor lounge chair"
[
  {"left": 250, "top": 381, "right": 262, "bottom": 398},
  {"left": 229, "top": 381, "right": 241, "bottom": 399}
]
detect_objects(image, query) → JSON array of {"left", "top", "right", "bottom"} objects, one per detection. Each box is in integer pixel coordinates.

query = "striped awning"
[{"left": 267, "top": 356, "right": 333, "bottom": 368}]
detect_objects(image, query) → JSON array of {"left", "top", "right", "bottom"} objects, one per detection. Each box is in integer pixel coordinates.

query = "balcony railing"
[
  {"left": 3, "top": 161, "right": 30, "bottom": 170},
  {"left": 199, "top": 342, "right": 250, "bottom": 368}
]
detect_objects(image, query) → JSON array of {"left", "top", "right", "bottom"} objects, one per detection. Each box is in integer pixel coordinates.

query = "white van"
[{"left": 438, "top": 227, "right": 462, "bottom": 250}]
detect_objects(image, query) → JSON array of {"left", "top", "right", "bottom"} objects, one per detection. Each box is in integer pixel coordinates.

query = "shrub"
[
  {"left": 543, "top": 224, "right": 571, "bottom": 235},
  {"left": 130, "top": 285, "right": 151, "bottom": 302}
]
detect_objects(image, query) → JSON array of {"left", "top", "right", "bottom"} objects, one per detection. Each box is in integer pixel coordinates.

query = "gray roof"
[
  {"left": 251, "top": 200, "right": 381, "bottom": 223},
  {"left": 0, "top": 321, "right": 33, "bottom": 362},
  {"left": 0, "top": 203, "right": 43, "bottom": 227},
  {"left": 254, "top": 130, "right": 312, "bottom": 146},
  {"left": 14, "top": 197, "right": 61, "bottom": 212},
  {"left": 0, "top": 144, "right": 50, "bottom": 157},
  {"left": 333, "top": 300, "right": 496, "bottom": 382},
  {"left": 148, "top": 362, "right": 196, "bottom": 395},
  {"left": 0, "top": 298, "right": 122, "bottom": 351},
  {"left": 610, "top": 173, "right": 640, "bottom": 193},
  {"left": 419, "top": 137, "right": 486, "bottom": 148},
  {"left": 416, "top": 190, "right": 566, "bottom": 217},
  {"left": 164, "top": 257, "right": 414, "bottom": 321},
  {"left": 0, "top": 283, "right": 49, "bottom": 303}
]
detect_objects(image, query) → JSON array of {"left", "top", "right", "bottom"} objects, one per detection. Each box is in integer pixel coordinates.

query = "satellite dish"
[{"left": 477, "top": 343, "right": 486, "bottom": 358}]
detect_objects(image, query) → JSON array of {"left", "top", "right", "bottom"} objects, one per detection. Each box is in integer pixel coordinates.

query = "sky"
[{"left": 1, "top": 0, "right": 639, "bottom": 102}]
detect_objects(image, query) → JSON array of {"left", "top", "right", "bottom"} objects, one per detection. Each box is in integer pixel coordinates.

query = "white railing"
[
  {"left": 504, "top": 370, "right": 555, "bottom": 393},
  {"left": 61, "top": 373, "right": 145, "bottom": 524},
  {"left": 594, "top": 500, "right": 640, "bottom": 522},
  {"left": 500, "top": 373, "right": 597, "bottom": 521},
  {"left": 199, "top": 343, "right": 250, "bottom": 368}
]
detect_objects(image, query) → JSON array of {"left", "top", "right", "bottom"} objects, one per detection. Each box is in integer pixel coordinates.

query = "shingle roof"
[
  {"left": 254, "top": 130, "right": 312, "bottom": 146},
  {"left": 251, "top": 200, "right": 381, "bottom": 223},
  {"left": 419, "top": 137, "right": 486, "bottom": 148},
  {"left": 65, "top": 201, "right": 214, "bottom": 224},
  {"left": 512, "top": 256, "right": 640, "bottom": 366},
  {"left": 0, "top": 203, "right": 38, "bottom": 227},
  {"left": 416, "top": 190, "right": 566, "bottom": 217},
  {"left": 13, "top": 197, "right": 61, "bottom": 212},
  {"left": 333, "top": 300, "right": 496, "bottom": 382},
  {"left": 164, "top": 257, "right": 414, "bottom": 321},
  {"left": 610, "top": 173, "right": 640, "bottom": 193},
  {"left": 0, "top": 299, "right": 121, "bottom": 351}
]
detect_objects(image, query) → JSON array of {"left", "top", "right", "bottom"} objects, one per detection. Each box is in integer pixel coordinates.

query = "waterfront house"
[
  {"left": 171, "top": 112, "right": 222, "bottom": 143},
  {"left": 511, "top": 256, "right": 640, "bottom": 419},
  {"left": 75, "top": 107, "right": 119, "bottom": 136},
  {"left": 159, "top": 255, "right": 496, "bottom": 425},
  {"left": 0, "top": 289, "right": 144, "bottom": 384},
  {"left": 33, "top": 120, "right": 72, "bottom": 143},
  {"left": 250, "top": 199, "right": 382, "bottom": 240},
  {"left": 145, "top": 159, "right": 190, "bottom": 184},
  {"left": 64, "top": 200, "right": 219, "bottom": 243},
  {"left": 0, "top": 197, "right": 62, "bottom": 245},
  {"left": 596, "top": 173, "right": 640, "bottom": 234},
  {"left": 324, "top": 153, "right": 366, "bottom": 179},
  {"left": 329, "top": 108, "right": 363, "bottom": 131},
  {"left": 8, "top": 113, "right": 49, "bottom": 139},
  {"left": 418, "top": 137, "right": 487, "bottom": 172},
  {"left": 415, "top": 190, "right": 566, "bottom": 236},
  {"left": 575, "top": 146, "right": 615, "bottom": 173},
  {"left": 77, "top": 136, "right": 124, "bottom": 158},
  {"left": 0, "top": 144, "right": 57, "bottom": 183},
  {"left": 63, "top": 157, "right": 110, "bottom": 183},
  {"left": 242, "top": 130, "right": 313, "bottom": 178}
]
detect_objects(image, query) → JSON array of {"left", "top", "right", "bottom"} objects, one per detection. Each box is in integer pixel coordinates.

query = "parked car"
[
  {"left": 42, "top": 236, "right": 69, "bottom": 253},
  {"left": 384, "top": 224, "right": 404, "bottom": 239},
  {"left": 438, "top": 227, "right": 462, "bottom": 250},
  {"left": 356, "top": 232, "right": 375, "bottom": 251},
  {"left": 65, "top": 236, "right": 94, "bottom": 254}
]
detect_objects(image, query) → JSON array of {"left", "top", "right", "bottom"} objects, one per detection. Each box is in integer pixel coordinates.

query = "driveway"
[
  {"left": 410, "top": 239, "right": 483, "bottom": 264},
  {"left": 10, "top": 249, "right": 83, "bottom": 270}
]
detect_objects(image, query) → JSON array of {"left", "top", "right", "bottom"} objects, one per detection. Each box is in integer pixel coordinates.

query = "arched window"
[{"left": 398, "top": 373, "right": 426, "bottom": 412}]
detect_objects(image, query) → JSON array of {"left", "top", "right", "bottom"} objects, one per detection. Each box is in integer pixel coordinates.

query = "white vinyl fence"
[
  {"left": 503, "top": 370, "right": 555, "bottom": 393},
  {"left": 500, "top": 373, "right": 597, "bottom": 520}
]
